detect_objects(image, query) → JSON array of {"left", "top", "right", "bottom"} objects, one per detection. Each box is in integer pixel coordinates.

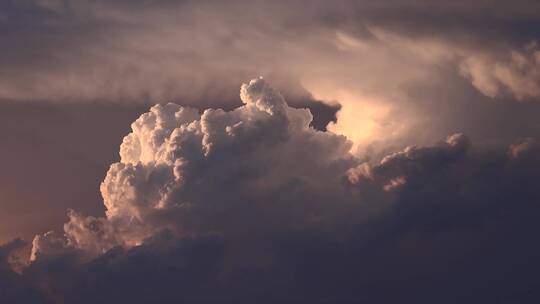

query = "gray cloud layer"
[
  {"left": 1, "top": 0, "right": 539, "bottom": 150},
  {"left": 1, "top": 1, "right": 540, "bottom": 303}
]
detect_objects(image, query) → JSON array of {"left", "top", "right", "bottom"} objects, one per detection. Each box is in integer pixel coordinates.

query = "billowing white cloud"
[
  {"left": 31, "top": 78, "right": 357, "bottom": 259},
  {"left": 0, "top": 0, "right": 539, "bottom": 301}
]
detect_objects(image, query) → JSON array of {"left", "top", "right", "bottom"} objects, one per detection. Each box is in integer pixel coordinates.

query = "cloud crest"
[{"left": 31, "top": 78, "right": 356, "bottom": 259}]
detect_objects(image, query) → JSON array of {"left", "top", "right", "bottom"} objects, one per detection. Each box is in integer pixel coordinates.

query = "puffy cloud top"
[{"left": 32, "top": 78, "right": 356, "bottom": 259}]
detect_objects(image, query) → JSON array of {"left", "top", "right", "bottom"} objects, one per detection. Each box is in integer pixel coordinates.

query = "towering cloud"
[
  {"left": 31, "top": 78, "right": 357, "bottom": 259},
  {"left": 1, "top": 2, "right": 540, "bottom": 302},
  {"left": 0, "top": 79, "right": 536, "bottom": 303}
]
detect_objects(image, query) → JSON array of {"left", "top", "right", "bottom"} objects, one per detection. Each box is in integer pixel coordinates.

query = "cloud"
[
  {"left": 1, "top": 0, "right": 540, "bottom": 153},
  {"left": 2, "top": 1, "right": 540, "bottom": 301},
  {"left": 460, "top": 41, "right": 540, "bottom": 100},
  {"left": 29, "top": 78, "right": 356, "bottom": 258},
  {"left": 0, "top": 79, "right": 537, "bottom": 303},
  {"left": 0, "top": 239, "right": 45, "bottom": 303}
]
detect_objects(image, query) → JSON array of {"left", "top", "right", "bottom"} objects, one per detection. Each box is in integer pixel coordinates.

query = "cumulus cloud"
[
  {"left": 2, "top": 1, "right": 540, "bottom": 301},
  {"left": 348, "top": 133, "right": 471, "bottom": 189},
  {"left": 31, "top": 78, "right": 356, "bottom": 258},
  {"left": 0, "top": 79, "right": 536, "bottom": 303}
]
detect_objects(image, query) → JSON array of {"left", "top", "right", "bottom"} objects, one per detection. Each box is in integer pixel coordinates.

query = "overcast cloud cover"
[{"left": 1, "top": 0, "right": 540, "bottom": 303}]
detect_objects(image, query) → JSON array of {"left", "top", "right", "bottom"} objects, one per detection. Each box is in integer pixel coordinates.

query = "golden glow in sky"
[{"left": 306, "top": 86, "right": 392, "bottom": 151}]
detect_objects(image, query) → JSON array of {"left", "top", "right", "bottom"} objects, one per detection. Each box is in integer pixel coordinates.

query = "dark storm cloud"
[
  {"left": 2, "top": 132, "right": 540, "bottom": 303},
  {"left": 0, "top": 239, "right": 45, "bottom": 303},
  {"left": 0, "top": 79, "right": 537, "bottom": 303},
  {"left": 349, "top": 1, "right": 540, "bottom": 44}
]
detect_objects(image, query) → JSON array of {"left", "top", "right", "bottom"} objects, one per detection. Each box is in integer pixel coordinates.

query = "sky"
[{"left": 1, "top": 0, "right": 540, "bottom": 303}]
